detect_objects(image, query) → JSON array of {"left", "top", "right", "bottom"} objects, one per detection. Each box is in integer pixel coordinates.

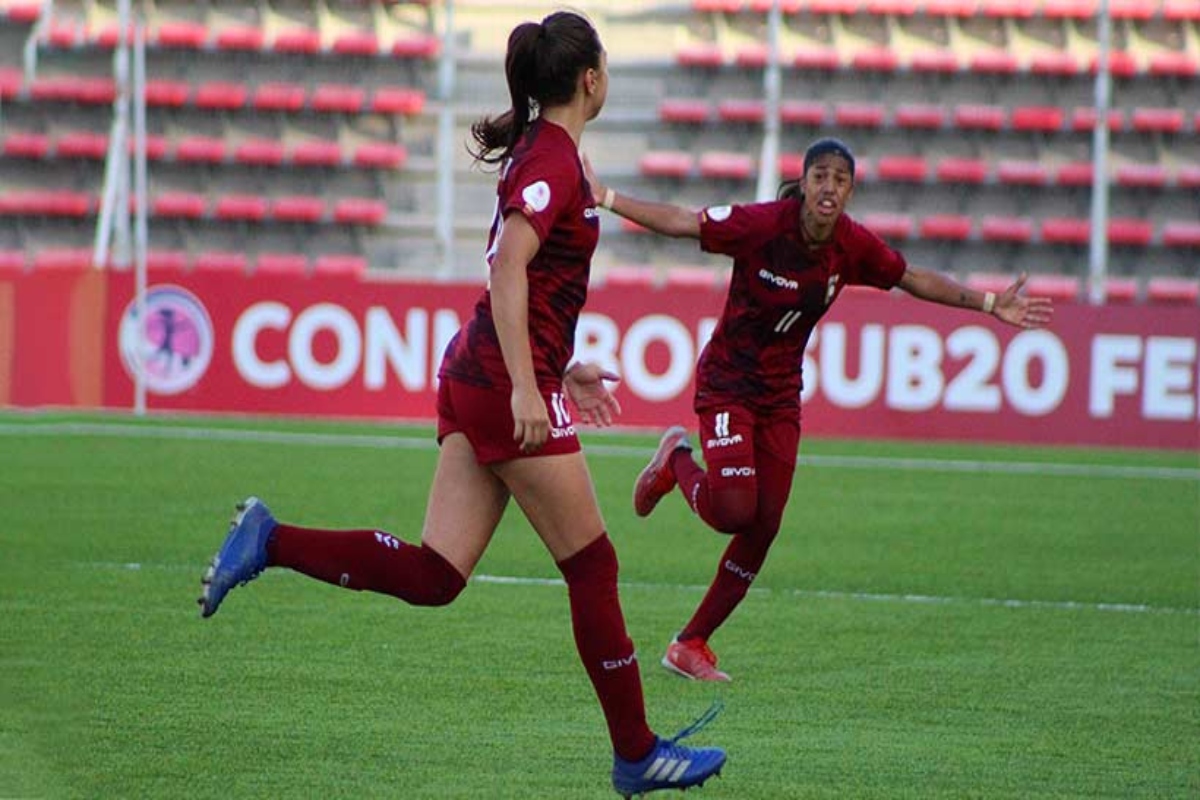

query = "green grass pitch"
[{"left": 1, "top": 412, "right": 1196, "bottom": 799}]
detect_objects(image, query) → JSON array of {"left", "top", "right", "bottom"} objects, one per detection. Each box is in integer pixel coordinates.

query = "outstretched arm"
[
  {"left": 897, "top": 268, "right": 1054, "bottom": 329},
  {"left": 582, "top": 153, "right": 701, "bottom": 239}
]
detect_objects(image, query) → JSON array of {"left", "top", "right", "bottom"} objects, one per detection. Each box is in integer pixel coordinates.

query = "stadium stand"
[{"left": 0, "top": 0, "right": 1194, "bottom": 296}]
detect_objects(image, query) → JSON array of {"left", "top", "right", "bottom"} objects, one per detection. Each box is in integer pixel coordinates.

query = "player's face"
[{"left": 801, "top": 153, "right": 855, "bottom": 224}]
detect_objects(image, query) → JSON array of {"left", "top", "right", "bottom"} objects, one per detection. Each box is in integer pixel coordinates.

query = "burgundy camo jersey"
[
  {"left": 696, "top": 197, "right": 907, "bottom": 412},
  {"left": 439, "top": 119, "right": 600, "bottom": 391}
]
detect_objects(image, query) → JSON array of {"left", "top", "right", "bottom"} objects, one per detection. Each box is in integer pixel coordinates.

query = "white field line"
[
  {"left": 2, "top": 421, "right": 1197, "bottom": 481},
  {"left": 78, "top": 561, "right": 1200, "bottom": 617}
]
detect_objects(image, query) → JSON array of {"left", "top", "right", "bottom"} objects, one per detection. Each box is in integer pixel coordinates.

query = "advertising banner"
[{"left": 3, "top": 269, "right": 1196, "bottom": 450}]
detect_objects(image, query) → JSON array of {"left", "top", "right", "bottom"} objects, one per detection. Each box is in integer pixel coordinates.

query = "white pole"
[
  {"left": 133, "top": 19, "right": 148, "bottom": 416},
  {"left": 94, "top": 0, "right": 132, "bottom": 269},
  {"left": 435, "top": 0, "right": 457, "bottom": 278},
  {"left": 1087, "top": 0, "right": 1112, "bottom": 305},
  {"left": 755, "top": 0, "right": 782, "bottom": 202}
]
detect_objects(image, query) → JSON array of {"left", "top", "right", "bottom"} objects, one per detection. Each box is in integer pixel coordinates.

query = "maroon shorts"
[
  {"left": 696, "top": 403, "right": 800, "bottom": 492},
  {"left": 436, "top": 377, "right": 582, "bottom": 465}
]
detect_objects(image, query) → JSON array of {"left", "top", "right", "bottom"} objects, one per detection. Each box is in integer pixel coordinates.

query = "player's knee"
[
  {"left": 707, "top": 491, "right": 757, "bottom": 533},
  {"left": 412, "top": 545, "right": 467, "bottom": 607}
]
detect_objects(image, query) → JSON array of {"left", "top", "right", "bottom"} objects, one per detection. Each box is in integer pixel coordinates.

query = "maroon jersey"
[
  {"left": 696, "top": 198, "right": 907, "bottom": 412},
  {"left": 439, "top": 119, "right": 600, "bottom": 391}
]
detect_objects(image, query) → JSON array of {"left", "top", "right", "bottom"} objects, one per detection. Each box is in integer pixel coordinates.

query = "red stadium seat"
[
  {"left": 1089, "top": 52, "right": 1138, "bottom": 78},
  {"left": 1175, "top": 166, "right": 1200, "bottom": 189},
  {"left": 809, "top": 0, "right": 861, "bottom": 12},
  {"left": 969, "top": 51, "right": 1019, "bottom": 75},
  {"left": 698, "top": 151, "right": 754, "bottom": 180},
  {"left": 234, "top": 139, "right": 285, "bottom": 167},
  {"left": 833, "top": 102, "right": 886, "bottom": 128},
  {"left": 936, "top": 157, "right": 988, "bottom": 184},
  {"left": 1, "top": 190, "right": 94, "bottom": 217},
  {"left": 893, "top": 104, "right": 946, "bottom": 129},
  {"left": 1030, "top": 52, "right": 1080, "bottom": 76},
  {"left": 1130, "top": 108, "right": 1185, "bottom": 134},
  {"left": 778, "top": 153, "right": 805, "bottom": 177},
  {"left": 56, "top": 130, "right": 108, "bottom": 160},
  {"left": 89, "top": 21, "right": 134, "bottom": 48},
  {"left": 1010, "top": 106, "right": 1064, "bottom": 132},
  {"left": 735, "top": 44, "right": 769, "bottom": 69},
  {"left": 852, "top": 48, "right": 899, "bottom": 72},
  {"left": 214, "top": 194, "right": 269, "bottom": 222},
  {"left": 0, "top": 66, "right": 21, "bottom": 99},
  {"left": 659, "top": 98, "right": 712, "bottom": 124},
  {"left": 370, "top": 88, "right": 425, "bottom": 115},
  {"left": 272, "top": 28, "right": 321, "bottom": 55},
  {"left": 1070, "top": 107, "right": 1125, "bottom": 132},
  {"left": 980, "top": 216, "right": 1033, "bottom": 243},
  {"left": 717, "top": 99, "right": 766, "bottom": 124},
  {"left": 1164, "top": 0, "right": 1200, "bottom": 20},
  {"left": 965, "top": 272, "right": 1015, "bottom": 293},
  {"left": 291, "top": 140, "right": 345, "bottom": 168},
  {"left": 953, "top": 104, "right": 1006, "bottom": 130},
  {"left": 174, "top": 136, "right": 226, "bottom": 164},
  {"left": 214, "top": 25, "right": 264, "bottom": 52},
  {"left": 1054, "top": 161, "right": 1094, "bottom": 186},
  {"left": 1148, "top": 53, "right": 1198, "bottom": 78},
  {"left": 311, "top": 84, "right": 365, "bottom": 114},
  {"left": 313, "top": 253, "right": 368, "bottom": 277},
  {"left": 865, "top": 0, "right": 918, "bottom": 14},
  {"left": 1102, "top": 277, "right": 1138, "bottom": 303},
  {"left": 154, "top": 21, "right": 208, "bottom": 49},
  {"left": 1107, "top": 219, "right": 1153, "bottom": 246},
  {"left": 1109, "top": 0, "right": 1153, "bottom": 19},
  {"left": 1115, "top": 164, "right": 1168, "bottom": 189},
  {"left": 792, "top": 48, "right": 841, "bottom": 71},
  {"left": 639, "top": 151, "right": 695, "bottom": 179},
  {"left": 29, "top": 75, "right": 84, "bottom": 102},
  {"left": 391, "top": 35, "right": 440, "bottom": 59},
  {"left": 1040, "top": 217, "right": 1090, "bottom": 245},
  {"left": 194, "top": 251, "right": 248, "bottom": 273},
  {"left": 675, "top": 43, "right": 725, "bottom": 68},
  {"left": 255, "top": 252, "right": 308, "bottom": 276},
  {"left": 333, "top": 31, "right": 379, "bottom": 57},
  {"left": 47, "top": 20, "right": 82, "bottom": 48},
  {"left": 908, "top": 50, "right": 959, "bottom": 73},
  {"left": 780, "top": 100, "right": 827, "bottom": 126},
  {"left": 996, "top": 160, "right": 1049, "bottom": 186},
  {"left": 353, "top": 142, "right": 407, "bottom": 169},
  {"left": 4, "top": 2, "right": 43, "bottom": 24},
  {"left": 695, "top": 0, "right": 744, "bottom": 11},
  {"left": 1146, "top": 277, "right": 1200, "bottom": 304},
  {"left": 875, "top": 155, "right": 928, "bottom": 183},
  {"left": 1161, "top": 221, "right": 1200, "bottom": 248},
  {"left": 152, "top": 192, "right": 207, "bottom": 219},
  {"left": 144, "top": 79, "right": 190, "bottom": 107},
  {"left": 1025, "top": 274, "right": 1080, "bottom": 301},
  {"left": 194, "top": 81, "right": 247, "bottom": 111},
  {"left": 861, "top": 212, "right": 913, "bottom": 240},
  {"left": 918, "top": 0, "right": 974, "bottom": 12},
  {"left": 132, "top": 134, "right": 169, "bottom": 161},
  {"left": 919, "top": 214, "right": 973, "bottom": 240},
  {"left": 252, "top": 82, "right": 306, "bottom": 112},
  {"left": 666, "top": 266, "right": 724, "bottom": 289},
  {"left": 603, "top": 265, "right": 656, "bottom": 286},
  {"left": 981, "top": 0, "right": 1035, "bottom": 16},
  {"left": 3, "top": 132, "right": 50, "bottom": 159},
  {"left": 270, "top": 195, "right": 326, "bottom": 224},
  {"left": 332, "top": 197, "right": 388, "bottom": 225},
  {"left": 1042, "top": 0, "right": 1095, "bottom": 15}
]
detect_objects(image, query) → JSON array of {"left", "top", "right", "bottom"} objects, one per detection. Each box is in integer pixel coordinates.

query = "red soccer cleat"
[
  {"left": 633, "top": 425, "right": 692, "bottom": 518},
  {"left": 662, "top": 636, "right": 731, "bottom": 683}
]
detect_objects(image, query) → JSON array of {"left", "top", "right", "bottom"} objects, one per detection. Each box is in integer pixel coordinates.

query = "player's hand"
[
  {"left": 994, "top": 272, "right": 1055, "bottom": 329},
  {"left": 511, "top": 385, "right": 550, "bottom": 454},
  {"left": 564, "top": 362, "right": 621, "bottom": 427}
]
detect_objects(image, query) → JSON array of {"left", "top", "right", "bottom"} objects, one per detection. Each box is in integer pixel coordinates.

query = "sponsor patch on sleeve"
[
  {"left": 521, "top": 180, "right": 552, "bottom": 215},
  {"left": 703, "top": 205, "right": 732, "bottom": 223}
]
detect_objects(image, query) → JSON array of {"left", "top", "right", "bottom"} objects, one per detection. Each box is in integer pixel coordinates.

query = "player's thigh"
[
  {"left": 491, "top": 451, "right": 606, "bottom": 562},
  {"left": 698, "top": 405, "right": 759, "bottom": 492},
  {"left": 421, "top": 432, "right": 511, "bottom": 577}
]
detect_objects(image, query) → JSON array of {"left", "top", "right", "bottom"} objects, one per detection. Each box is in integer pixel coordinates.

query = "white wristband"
[
  {"left": 601, "top": 187, "right": 615, "bottom": 210},
  {"left": 982, "top": 291, "right": 996, "bottom": 314}
]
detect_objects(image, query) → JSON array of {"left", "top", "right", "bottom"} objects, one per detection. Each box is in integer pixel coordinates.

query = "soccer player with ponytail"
[{"left": 198, "top": 11, "right": 725, "bottom": 796}]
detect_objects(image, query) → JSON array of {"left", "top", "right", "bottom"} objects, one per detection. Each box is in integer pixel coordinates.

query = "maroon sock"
[
  {"left": 267, "top": 524, "right": 465, "bottom": 606},
  {"left": 556, "top": 534, "right": 656, "bottom": 762},
  {"left": 679, "top": 530, "right": 777, "bottom": 642}
]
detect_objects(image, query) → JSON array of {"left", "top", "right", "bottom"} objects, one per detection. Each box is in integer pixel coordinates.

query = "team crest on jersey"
[
  {"left": 522, "top": 181, "right": 552, "bottom": 214},
  {"left": 704, "top": 205, "right": 732, "bottom": 223}
]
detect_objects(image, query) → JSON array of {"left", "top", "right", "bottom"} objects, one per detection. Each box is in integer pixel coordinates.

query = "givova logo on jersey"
[
  {"left": 706, "top": 411, "right": 743, "bottom": 448},
  {"left": 548, "top": 392, "right": 576, "bottom": 439}
]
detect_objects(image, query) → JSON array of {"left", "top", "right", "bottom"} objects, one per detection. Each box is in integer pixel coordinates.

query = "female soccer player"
[
  {"left": 197, "top": 12, "right": 726, "bottom": 796},
  {"left": 585, "top": 137, "right": 1054, "bottom": 682}
]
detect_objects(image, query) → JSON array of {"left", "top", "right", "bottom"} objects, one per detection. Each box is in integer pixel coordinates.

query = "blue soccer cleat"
[
  {"left": 611, "top": 701, "right": 727, "bottom": 798},
  {"left": 198, "top": 496, "right": 276, "bottom": 618}
]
